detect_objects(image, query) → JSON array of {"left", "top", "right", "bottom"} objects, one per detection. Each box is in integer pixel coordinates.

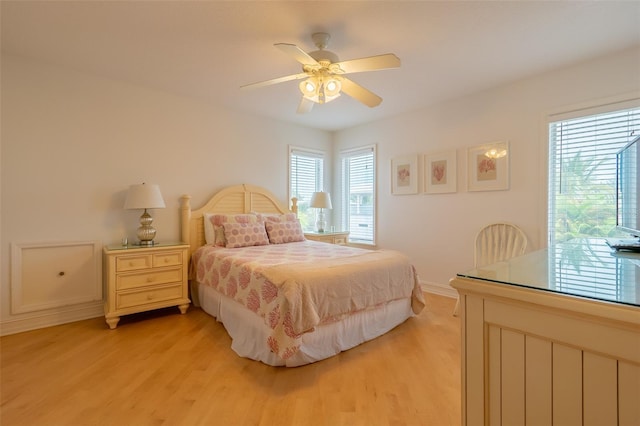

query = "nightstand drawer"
[
  {"left": 116, "top": 267, "right": 183, "bottom": 290},
  {"left": 153, "top": 251, "right": 183, "bottom": 267},
  {"left": 116, "top": 284, "right": 183, "bottom": 309},
  {"left": 116, "top": 254, "right": 152, "bottom": 272},
  {"left": 305, "top": 231, "right": 349, "bottom": 245}
]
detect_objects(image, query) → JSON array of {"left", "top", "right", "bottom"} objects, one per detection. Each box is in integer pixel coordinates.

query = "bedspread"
[{"left": 192, "top": 241, "right": 425, "bottom": 360}]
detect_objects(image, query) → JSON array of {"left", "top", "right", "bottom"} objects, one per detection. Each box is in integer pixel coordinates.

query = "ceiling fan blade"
[
  {"left": 339, "top": 77, "right": 382, "bottom": 108},
  {"left": 275, "top": 43, "right": 320, "bottom": 67},
  {"left": 297, "top": 97, "right": 315, "bottom": 114},
  {"left": 240, "top": 72, "right": 308, "bottom": 90},
  {"left": 334, "top": 53, "right": 400, "bottom": 74}
]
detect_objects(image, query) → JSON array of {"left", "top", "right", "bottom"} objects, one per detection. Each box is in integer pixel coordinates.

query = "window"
[
  {"left": 289, "top": 146, "right": 324, "bottom": 231},
  {"left": 548, "top": 104, "right": 640, "bottom": 245},
  {"left": 341, "top": 145, "right": 376, "bottom": 245}
]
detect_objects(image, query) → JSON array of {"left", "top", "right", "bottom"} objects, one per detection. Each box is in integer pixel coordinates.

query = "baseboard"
[
  {"left": 0, "top": 301, "right": 104, "bottom": 336},
  {"left": 420, "top": 280, "right": 458, "bottom": 298},
  {"left": 1, "top": 283, "right": 456, "bottom": 336}
]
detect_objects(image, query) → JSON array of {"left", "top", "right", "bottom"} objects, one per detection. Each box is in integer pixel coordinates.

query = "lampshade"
[
  {"left": 124, "top": 183, "right": 165, "bottom": 246},
  {"left": 310, "top": 191, "right": 332, "bottom": 209},
  {"left": 124, "top": 183, "right": 166, "bottom": 210}
]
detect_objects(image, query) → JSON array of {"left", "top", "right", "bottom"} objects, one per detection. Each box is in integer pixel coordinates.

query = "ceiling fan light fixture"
[
  {"left": 324, "top": 78, "right": 341, "bottom": 97},
  {"left": 242, "top": 32, "right": 400, "bottom": 113},
  {"left": 299, "top": 78, "right": 319, "bottom": 98},
  {"left": 299, "top": 78, "right": 321, "bottom": 103}
]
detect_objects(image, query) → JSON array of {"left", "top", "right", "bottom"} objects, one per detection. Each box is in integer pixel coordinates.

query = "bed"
[{"left": 181, "top": 184, "right": 425, "bottom": 366}]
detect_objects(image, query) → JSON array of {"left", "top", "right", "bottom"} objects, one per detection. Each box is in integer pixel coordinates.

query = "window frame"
[
  {"left": 340, "top": 144, "right": 377, "bottom": 246},
  {"left": 546, "top": 96, "right": 640, "bottom": 246},
  {"left": 288, "top": 145, "right": 326, "bottom": 232}
]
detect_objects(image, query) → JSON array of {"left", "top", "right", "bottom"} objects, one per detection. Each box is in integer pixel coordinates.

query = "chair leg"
[{"left": 453, "top": 297, "right": 460, "bottom": 316}]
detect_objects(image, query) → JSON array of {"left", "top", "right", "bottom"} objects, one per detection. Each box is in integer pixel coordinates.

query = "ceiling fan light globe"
[
  {"left": 324, "top": 78, "right": 341, "bottom": 97},
  {"left": 299, "top": 79, "right": 318, "bottom": 97}
]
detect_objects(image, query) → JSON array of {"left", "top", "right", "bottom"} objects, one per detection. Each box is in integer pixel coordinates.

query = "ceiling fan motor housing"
[{"left": 309, "top": 32, "right": 339, "bottom": 63}]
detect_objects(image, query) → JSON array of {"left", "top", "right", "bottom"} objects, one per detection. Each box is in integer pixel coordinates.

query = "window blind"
[
  {"left": 548, "top": 103, "right": 639, "bottom": 303},
  {"left": 289, "top": 147, "right": 324, "bottom": 231},
  {"left": 341, "top": 146, "right": 376, "bottom": 244},
  {"left": 548, "top": 106, "right": 640, "bottom": 245}
]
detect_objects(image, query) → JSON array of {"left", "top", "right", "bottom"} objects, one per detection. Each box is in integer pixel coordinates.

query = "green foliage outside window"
[{"left": 551, "top": 152, "right": 618, "bottom": 243}]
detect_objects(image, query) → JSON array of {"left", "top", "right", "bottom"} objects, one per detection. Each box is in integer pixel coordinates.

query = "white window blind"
[
  {"left": 548, "top": 105, "right": 640, "bottom": 245},
  {"left": 548, "top": 103, "right": 640, "bottom": 303},
  {"left": 341, "top": 146, "right": 376, "bottom": 244},
  {"left": 289, "top": 147, "right": 324, "bottom": 231}
]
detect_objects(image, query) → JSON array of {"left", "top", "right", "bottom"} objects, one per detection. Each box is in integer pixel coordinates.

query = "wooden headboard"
[{"left": 180, "top": 184, "right": 297, "bottom": 258}]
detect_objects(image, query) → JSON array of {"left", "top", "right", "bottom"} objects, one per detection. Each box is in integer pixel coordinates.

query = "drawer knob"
[
  {"left": 147, "top": 276, "right": 154, "bottom": 283},
  {"left": 147, "top": 294, "right": 154, "bottom": 300}
]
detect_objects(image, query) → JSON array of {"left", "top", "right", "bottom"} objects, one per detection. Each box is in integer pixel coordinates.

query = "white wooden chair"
[{"left": 453, "top": 223, "right": 528, "bottom": 316}]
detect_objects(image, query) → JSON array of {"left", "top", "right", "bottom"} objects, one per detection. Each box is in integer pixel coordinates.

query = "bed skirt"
[{"left": 193, "top": 281, "right": 415, "bottom": 367}]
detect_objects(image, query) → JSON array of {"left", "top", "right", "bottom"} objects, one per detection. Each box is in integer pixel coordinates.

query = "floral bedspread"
[{"left": 192, "top": 240, "right": 425, "bottom": 360}]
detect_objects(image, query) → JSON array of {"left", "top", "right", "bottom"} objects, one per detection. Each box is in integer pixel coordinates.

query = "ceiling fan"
[{"left": 240, "top": 32, "right": 400, "bottom": 114}]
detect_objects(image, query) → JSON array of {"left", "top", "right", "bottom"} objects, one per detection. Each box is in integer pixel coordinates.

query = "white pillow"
[{"left": 203, "top": 213, "right": 216, "bottom": 245}]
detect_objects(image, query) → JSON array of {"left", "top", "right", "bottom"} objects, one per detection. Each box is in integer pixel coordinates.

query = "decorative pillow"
[
  {"left": 265, "top": 220, "right": 306, "bottom": 244},
  {"left": 205, "top": 213, "right": 261, "bottom": 247},
  {"left": 222, "top": 222, "right": 270, "bottom": 248},
  {"left": 203, "top": 213, "right": 216, "bottom": 245},
  {"left": 252, "top": 212, "right": 298, "bottom": 223}
]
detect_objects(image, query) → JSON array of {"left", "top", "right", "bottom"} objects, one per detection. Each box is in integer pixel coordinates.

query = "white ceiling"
[{"left": 2, "top": 1, "right": 639, "bottom": 132}]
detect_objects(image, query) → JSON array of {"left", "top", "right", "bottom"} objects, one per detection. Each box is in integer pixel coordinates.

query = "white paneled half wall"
[{"left": 4, "top": 241, "right": 103, "bottom": 335}]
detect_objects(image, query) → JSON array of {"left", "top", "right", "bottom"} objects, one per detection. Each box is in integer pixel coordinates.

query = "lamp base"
[
  {"left": 315, "top": 209, "right": 326, "bottom": 233},
  {"left": 136, "top": 209, "right": 157, "bottom": 246}
]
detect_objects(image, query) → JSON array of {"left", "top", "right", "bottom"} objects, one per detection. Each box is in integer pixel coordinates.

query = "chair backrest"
[{"left": 474, "top": 223, "right": 528, "bottom": 267}]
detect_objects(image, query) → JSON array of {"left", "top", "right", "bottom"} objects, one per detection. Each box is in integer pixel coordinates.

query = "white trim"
[
  {"left": 288, "top": 145, "right": 327, "bottom": 224},
  {"left": 546, "top": 92, "right": 640, "bottom": 122},
  {"left": 541, "top": 92, "right": 640, "bottom": 248},
  {"left": 538, "top": 112, "right": 550, "bottom": 248},
  {"left": 289, "top": 145, "right": 325, "bottom": 158},
  {"left": 0, "top": 301, "right": 104, "bottom": 336},
  {"left": 340, "top": 145, "right": 375, "bottom": 157},
  {"left": 421, "top": 279, "right": 458, "bottom": 298},
  {"left": 339, "top": 144, "right": 377, "bottom": 245}
]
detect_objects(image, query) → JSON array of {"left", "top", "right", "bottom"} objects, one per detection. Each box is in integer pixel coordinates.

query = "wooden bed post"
[
  {"left": 291, "top": 197, "right": 298, "bottom": 215},
  {"left": 180, "top": 195, "right": 191, "bottom": 246}
]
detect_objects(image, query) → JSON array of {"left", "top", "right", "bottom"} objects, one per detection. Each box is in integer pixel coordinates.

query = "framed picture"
[
  {"left": 391, "top": 155, "right": 418, "bottom": 194},
  {"left": 467, "top": 141, "right": 509, "bottom": 191},
  {"left": 424, "top": 150, "right": 457, "bottom": 194}
]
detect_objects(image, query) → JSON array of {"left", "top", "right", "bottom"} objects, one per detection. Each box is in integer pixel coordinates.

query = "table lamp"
[
  {"left": 310, "top": 191, "right": 332, "bottom": 233},
  {"left": 124, "top": 183, "right": 166, "bottom": 246}
]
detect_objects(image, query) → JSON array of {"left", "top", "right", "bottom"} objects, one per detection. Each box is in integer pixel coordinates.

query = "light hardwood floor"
[{"left": 1, "top": 293, "right": 460, "bottom": 426}]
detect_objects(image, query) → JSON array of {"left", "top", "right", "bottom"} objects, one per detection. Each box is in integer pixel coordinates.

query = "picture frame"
[
  {"left": 467, "top": 141, "right": 510, "bottom": 191},
  {"left": 424, "top": 150, "right": 457, "bottom": 194},
  {"left": 391, "top": 155, "right": 418, "bottom": 195}
]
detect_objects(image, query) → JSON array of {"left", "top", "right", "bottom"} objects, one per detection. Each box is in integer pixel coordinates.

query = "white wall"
[
  {"left": 2, "top": 46, "right": 639, "bottom": 333},
  {"left": 0, "top": 55, "right": 332, "bottom": 333},
  {"left": 333, "top": 46, "right": 640, "bottom": 295}
]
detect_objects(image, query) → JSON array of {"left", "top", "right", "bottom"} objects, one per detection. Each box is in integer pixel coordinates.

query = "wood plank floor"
[{"left": 1, "top": 293, "right": 460, "bottom": 426}]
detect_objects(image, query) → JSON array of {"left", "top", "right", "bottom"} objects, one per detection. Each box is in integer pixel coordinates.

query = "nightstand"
[
  {"left": 103, "top": 242, "right": 190, "bottom": 329},
  {"left": 304, "top": 231, "right": 350, "bottom": 245}
]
